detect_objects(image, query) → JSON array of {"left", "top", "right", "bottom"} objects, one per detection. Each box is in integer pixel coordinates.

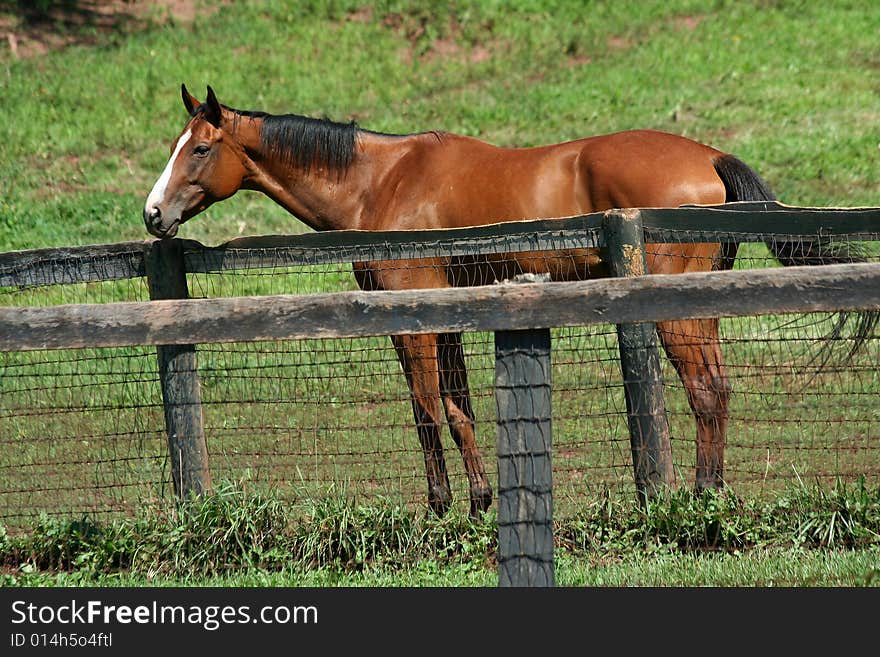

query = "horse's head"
[{"left": 144, "top": 85, "right": 247, "bottom": 238}]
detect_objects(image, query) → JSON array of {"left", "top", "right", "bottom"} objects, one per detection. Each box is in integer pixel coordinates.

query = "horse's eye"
[{"left": 193, "top": 144, "right": 210, "bottom": 157}]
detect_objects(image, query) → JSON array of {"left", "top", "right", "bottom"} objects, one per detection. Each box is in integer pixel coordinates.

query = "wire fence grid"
[{"left": 1, "top": 222, "right": 879, "bottom": 533}]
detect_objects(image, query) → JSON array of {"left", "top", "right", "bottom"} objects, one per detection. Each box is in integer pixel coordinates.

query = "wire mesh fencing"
[{"left": 1, "top": 208, "right": 879, "bottom": 536}]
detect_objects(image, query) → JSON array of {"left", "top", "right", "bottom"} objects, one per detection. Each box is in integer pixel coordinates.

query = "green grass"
[
  {"left": 2, "top": 0, "right": 879, "bottom": 252},
  {"left": 2, "top": 1, "right": 880, "bottom": 585},
  {"left": 2, "top": 479, "right": 878, "bottom": 586}
]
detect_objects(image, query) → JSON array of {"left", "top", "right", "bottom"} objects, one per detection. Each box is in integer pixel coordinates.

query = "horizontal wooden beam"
[
  {"left": 181, "top": 216, "right": 604, "bottom": 273},
  {"left": 2, "top": 203, "right": 879, "bottom": 288},
  {"left": 643, "top": 201, "right": 880, "bottom": 237},
  {"left": 154, "top": 202, "right": 880, "bottom": 272},
  {"left": 2, "top": 262, "right": 879, "bottom": 352},
  {"left": 0, "top": 241, "right": 148, "bottom": 288}
]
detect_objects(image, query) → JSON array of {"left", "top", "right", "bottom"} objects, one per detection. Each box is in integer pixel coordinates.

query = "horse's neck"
[
  {"left": 239, "top": 126, "right": 402, "bottom": 232},
  {"left": 248, "top": 167, "right": 364, "bottom": 231}
]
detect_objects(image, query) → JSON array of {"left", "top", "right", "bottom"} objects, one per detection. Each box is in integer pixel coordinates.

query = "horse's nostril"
[{"left": 144, "top": 206, "right": 161, "bottom": 226}]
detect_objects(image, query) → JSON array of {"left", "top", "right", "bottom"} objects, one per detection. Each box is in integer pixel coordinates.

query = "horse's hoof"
[
  {"left": 428, "top": 487, "right": 453, "bottom": 517},
  {"left": 694, "top": 476, "right": 725, "bottom": 493},
  {"left": 468, "top": 485, "right": 493, "bottom": 520}
]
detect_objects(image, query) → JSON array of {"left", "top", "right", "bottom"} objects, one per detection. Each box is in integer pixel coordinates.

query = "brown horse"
[{"left": 144, "top": 84, "right": 870, "bottom": 518}]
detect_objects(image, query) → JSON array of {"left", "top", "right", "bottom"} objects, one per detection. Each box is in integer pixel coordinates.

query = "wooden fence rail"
[
  {"left": 3, "top": 261, "right": 878, "bottom": 351},
  {"left": 4, "top": 202, "right": 880, "bottom": 288}
]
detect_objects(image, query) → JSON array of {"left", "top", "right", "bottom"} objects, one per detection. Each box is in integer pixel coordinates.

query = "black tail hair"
[
  {"left": 713, "top": 153, "right": 776, "bottom": 204},
  {"left": 713, "top": 153, "right": 877, "bottom": 364}
]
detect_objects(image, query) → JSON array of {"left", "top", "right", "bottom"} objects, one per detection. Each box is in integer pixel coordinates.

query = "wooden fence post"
[
  {"left": 602, "top": 209, "right": 675, "bottom": 503},
  {"left": 495, "top": 276, "right": 553, "bottom": 586},
  {"left": 145, "top": 239, "right": 212, "bottom": 501}
]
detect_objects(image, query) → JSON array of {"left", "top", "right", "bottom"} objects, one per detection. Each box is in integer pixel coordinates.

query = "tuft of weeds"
[
  {"left": 128, "top": 483, "right": 294, "bottom": 576},
  {"left": 637, "top": 487, "right": 755, "bottom": 551},
  {"left": 292, "top": 490, "right": 418, "bottom": 568},
  {"left": 558, "top": 479, "right": 880, "bottom": 555},
  {"left": 292, "top": 485, "right": 496, "bottom": 569},
  {"left": 771, "top": 476, "right": 880, "bottom": 549},
  {"left": 3, "top": 513, "right": 134, "bottom": 573}
]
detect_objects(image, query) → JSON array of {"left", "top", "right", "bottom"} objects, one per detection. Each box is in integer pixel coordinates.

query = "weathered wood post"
[
  {"left": 494, "top": 274, "right": 553, "bottom": 587},
  {"left": 144, "top": 238, "right": 212, "bottom": 501},
  {"left": 602, "top": 209, "right": 675, "bottom": 503}
]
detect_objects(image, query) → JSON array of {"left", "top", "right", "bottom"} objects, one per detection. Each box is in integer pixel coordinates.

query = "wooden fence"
[{"left": 2, "top": 201, "right": 880, "bottom": 586}]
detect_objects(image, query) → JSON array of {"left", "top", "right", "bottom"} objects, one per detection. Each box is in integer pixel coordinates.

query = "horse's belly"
[{"left": 446, "top": 248, "right": 607, "bottom": 286}]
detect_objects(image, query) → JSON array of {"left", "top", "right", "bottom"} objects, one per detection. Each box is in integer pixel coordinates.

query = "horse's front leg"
[
  {"left": 656, "top": 318, "right": 731, "bottom": 491},
  {"left": 391, "top": 333, "right": 453, "bottom": 516},
  {"left": 438, "top": 332, "right": 492, "bottom": 518}
]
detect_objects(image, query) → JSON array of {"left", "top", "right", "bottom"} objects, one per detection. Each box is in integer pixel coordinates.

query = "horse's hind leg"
[
  {"left": 656, "top": 318, "right": 731, "bottom": 491},
  {"left": 437, "top": 332, "right": 492, "bottom": 518},
  {"left": 391, "top": 333, "right": 453, "bottom": 516}
]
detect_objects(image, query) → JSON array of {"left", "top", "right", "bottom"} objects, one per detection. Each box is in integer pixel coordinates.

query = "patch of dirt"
[
  {"left": 378, "top": 10, "right": 496, "bottom": 66},
  {"left": 606, "top": 34, "right": 636, "bottom": 52},
  {"left": 1, "top": 0, "right": 219, "bottom": 59},
  {"left": 674, "top": 15, "right": 704, "bottom": 31}
]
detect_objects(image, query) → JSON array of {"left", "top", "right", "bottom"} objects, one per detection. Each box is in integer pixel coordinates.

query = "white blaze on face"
[{"left": 145, "top": 129, "right": 192, "bottom": 215}]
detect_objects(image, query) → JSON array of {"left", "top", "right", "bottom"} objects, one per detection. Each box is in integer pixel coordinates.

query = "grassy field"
[
  {"left": 2, "top": 0, "right": 880, "bottom": 586},
  {"left": 3, "top": 0, "right": 879, "bottom": 252}
]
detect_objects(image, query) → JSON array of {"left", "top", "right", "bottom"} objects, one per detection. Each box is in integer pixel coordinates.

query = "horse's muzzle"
[{"left": 143, "top": 206, "right": 179, "bottom": 238}]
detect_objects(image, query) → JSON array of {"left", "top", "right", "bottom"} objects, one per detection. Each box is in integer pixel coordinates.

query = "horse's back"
[
  {"left": 407, "top": 128, "right": 727, "bottom": 219},
  {"left": 362, "top": 128, "right": 731, "bottom": 288}
]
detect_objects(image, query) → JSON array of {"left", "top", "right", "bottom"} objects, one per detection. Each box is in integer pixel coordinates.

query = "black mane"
[
  {"left": 215, "top": 104, "right": 438, "bottom": 171},
  {"left": 228, "top": 107, "right": 360, "bottom": 172}
]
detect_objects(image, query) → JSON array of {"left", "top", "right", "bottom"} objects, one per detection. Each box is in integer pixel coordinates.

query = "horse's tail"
[
  {"left": 713, "top": 153, "right": 776, "bottom": 205},
  {"left": 711, "top": 154, "right": 774, "bottom": 271},
  {"left": 713, "top": 153, "right": 878, "bottom": 362}
]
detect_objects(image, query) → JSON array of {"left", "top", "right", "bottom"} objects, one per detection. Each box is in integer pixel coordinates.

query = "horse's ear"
[
  {"left": 203, "top": 85, "right": 222, "bottom": 127},
  {"left": 181, "top": 84, "right": 201, "bottom": 117}
]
